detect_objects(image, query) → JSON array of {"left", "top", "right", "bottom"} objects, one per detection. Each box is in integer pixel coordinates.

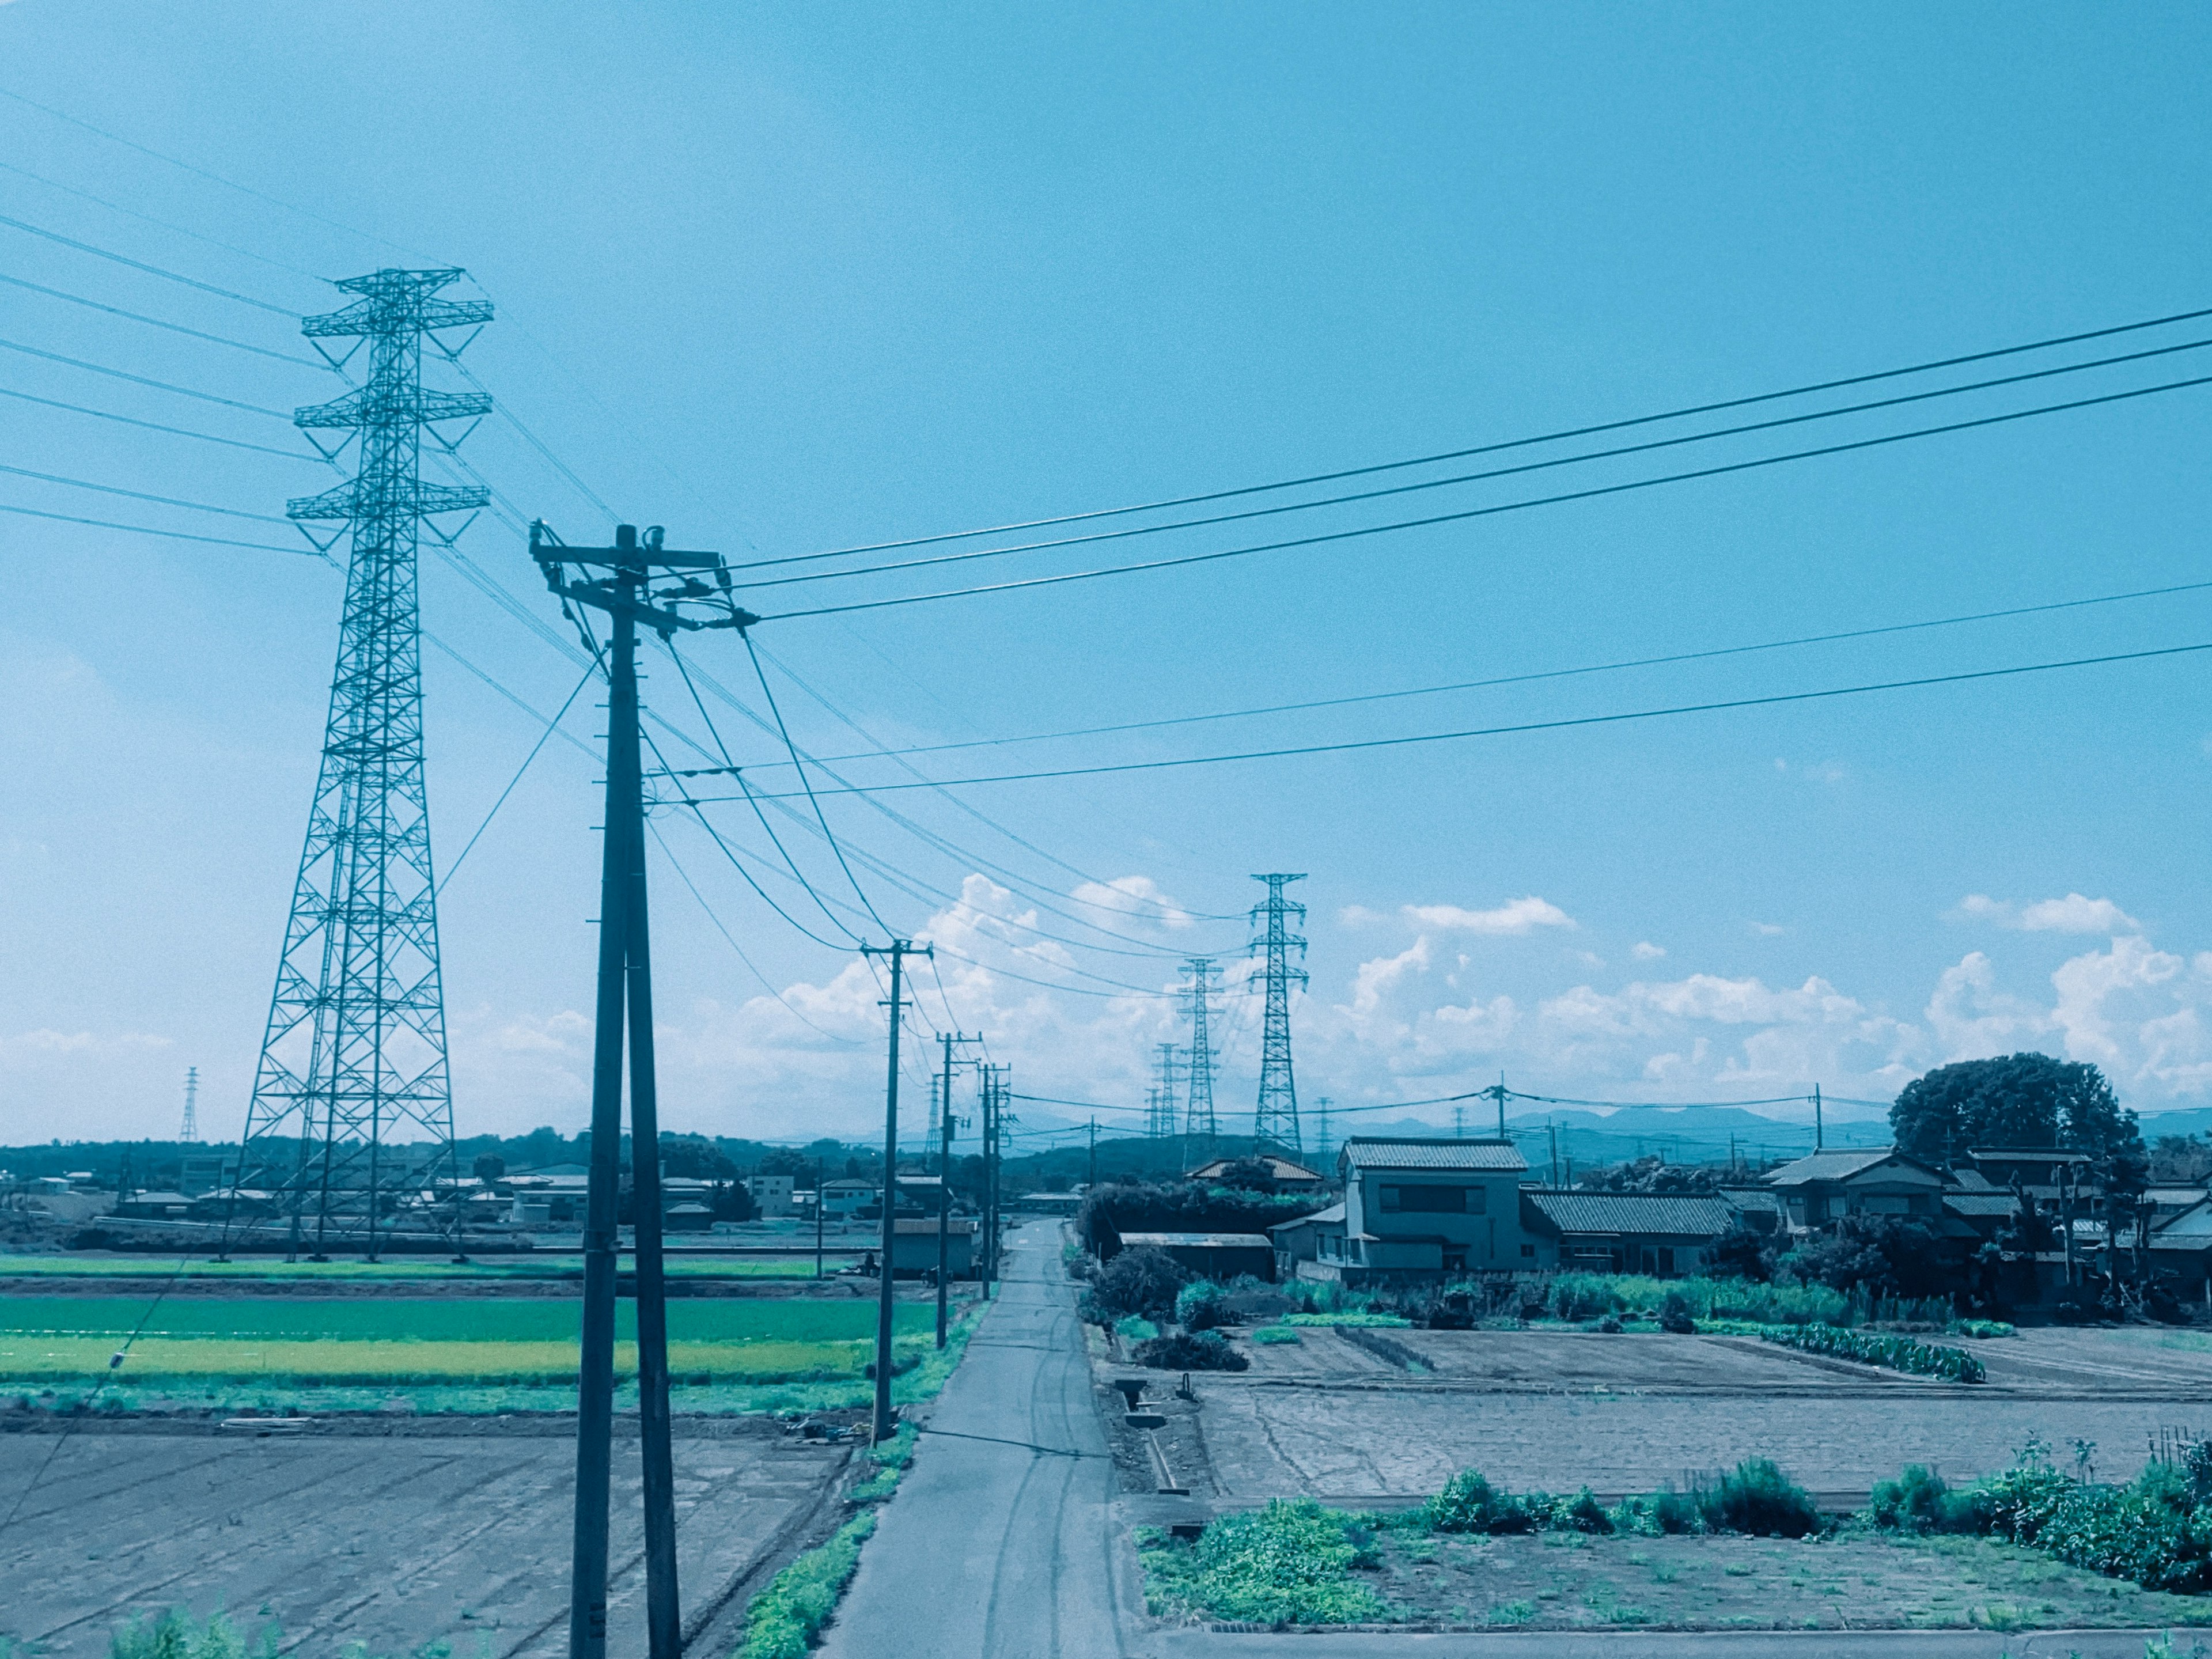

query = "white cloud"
[
  {"left": 1402, "top": 897, "right": 1573, "bottom": 935},
  {"left": 1632, "top": 941, "right": 1667, "bottom": 960},
  {"left": 1748, "top": 922, "right": 1786, "bottom": 937},
  {"left": 1955, "top": 893, "right": 2141, "bottom": 934},
  {"left": 1067, "top": 874, "right": 1192, "bottom": 930}
]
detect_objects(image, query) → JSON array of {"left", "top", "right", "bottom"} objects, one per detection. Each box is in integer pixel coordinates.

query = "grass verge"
[
  {"left": 1139, "top": 1499, "right": 1388, "bottom": 1626},
  {"left": 739, "top": 1510, "right": 878, "bottom": 1659}
]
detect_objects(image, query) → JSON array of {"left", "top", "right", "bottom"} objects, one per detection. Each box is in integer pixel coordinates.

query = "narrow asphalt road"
[{"left": 817, "top": 1218, "right": 1134, "bottom": 1659}]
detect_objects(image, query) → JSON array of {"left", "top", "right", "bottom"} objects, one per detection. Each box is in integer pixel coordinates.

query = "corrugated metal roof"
[
  {"left": 1525, "top": 1192, "right": 1737, "bottom": 1237},
  {"left": 1719, "top": 1187, "right": 1782, "bottom": 1214},
  {"left": 2156, "top": 1201, "right": 2212, "bottom": 1239},
  {"left": 1339, "top": 1138, "right": 1528, "bottom": 1173},
  {"left": 1765, "top": 1148, "right": 1936, "bottom": 1186},
  {"left": 2147, "top": 1186, "right": 2210, "bottom": 1205},
  {"left": 1267, "top": 1201, "right": 1345, "bottom": 1232},
  {"left": 1119, "top": 1232, "right": 1275, "bottom": 1248},
  {"left": 1968, "top": 1148, "right": 2094, "bottom": 1163}
]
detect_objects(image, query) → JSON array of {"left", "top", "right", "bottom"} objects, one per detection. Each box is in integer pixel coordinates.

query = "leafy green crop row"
[{"left": 1759, "top": 1321, "right": 1986, "bottom": 1382}]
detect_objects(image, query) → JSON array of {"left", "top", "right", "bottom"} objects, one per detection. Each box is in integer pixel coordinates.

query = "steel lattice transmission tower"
[
  {"left": 1180, "top": 960, "right": 1219, "bottom": 1153},
  {"left": 1147, "top": 1041, "right": 1183, "bottom": 1140},
  {"left": 1251, "top": 874, "right": 1309, "bottom": 1152},
  {"left": 236, "top": 269, "right": 492, "bottom": 1256}
]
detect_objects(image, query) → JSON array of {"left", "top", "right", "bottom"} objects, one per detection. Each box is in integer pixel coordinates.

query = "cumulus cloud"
[
  {"left": 1402, "top": 897, "right": 1573, "bottom": 935},
  {"left": 1632, "top": 942, "right": 1667, "bottom": 960},
  {"left": 1957, "top": 893, "right": 2141, "bottom": 934}
]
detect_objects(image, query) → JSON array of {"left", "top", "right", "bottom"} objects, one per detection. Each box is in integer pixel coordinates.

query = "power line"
[
  {"left": 0, "top": 383, "right": 316, "bottom": 458},
  {"left": 0, "top": 271, "right": 320, "bottom": 364},
  {"left": 737, "top": 335, "right": 2212, "bottom": 594},
  {"left": 0, "top": 462, "right": 291, "bottom": 522},
  {"left": 742, "top": 632, "right": 893, "bottom": 938},
  {"left": 0, "top": 335, "right": 293, "bottom": 416},
  {"left": 765, "top": 302, "right": 2212, "bottom": 565},
  {"left": 0, "top": 157, "right": 328, "bottom": 283},
  {"left": 778, "top": 577, "right": 2212, "bottom": 767},
  {"left": 0, "top": 209, "right": 297, "bottom": 316},
  {"left": 760, "top": 372, "right": 2212, "bottom": 622},
  {"left": 0, "top": 499, "right": 309, "bottom": 554},
  {"left": 0, "top": 82, "right": 422, "bottom": 264},
  {"left": 438, "top": 655, "right": 601, "bottom": 896},
  {"left": 666, "top": 641, "right": 863, "bottom": 947},
  {"left": 698, "top": 637, "right": 2212, "bottom": 798}
]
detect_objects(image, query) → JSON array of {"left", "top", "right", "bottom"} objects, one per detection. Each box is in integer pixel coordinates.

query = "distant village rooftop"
[{"left": 1337, "top": 1137, "right": 1529, "bottom": 1173}]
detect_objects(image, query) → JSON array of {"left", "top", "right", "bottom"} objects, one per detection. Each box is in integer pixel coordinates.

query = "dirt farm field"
[
  {"left": 1120, "top": 1324, "right": 2212, "bottom": 1505},
  {"left": 0, "top": 1418, "right": 852, "bottom": 1658}
]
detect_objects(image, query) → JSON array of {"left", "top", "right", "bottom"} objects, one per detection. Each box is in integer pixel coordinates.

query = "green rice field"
[
  {"left": 0, "top": 1253, "right": 851, "bottom": 1280},
  {"left": 0, "top": 1295, "right": 938, "bottom": 1386}
]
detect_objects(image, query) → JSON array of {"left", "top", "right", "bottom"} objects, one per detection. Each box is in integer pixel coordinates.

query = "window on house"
[
  {"left": 1378, "top": 1183, "right": 1480, "bottom": 1214},
  {"left": 1520, "top": 1243, "right": 1535, "bottom": 1258}
]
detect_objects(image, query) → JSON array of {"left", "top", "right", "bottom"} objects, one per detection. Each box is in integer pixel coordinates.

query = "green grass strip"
[
  {"left": 739, "top": 1509, "right": 879, "bottom": 1659},
  {"left": 1759, "top": 1321, "right": 1986, "bottom": 1382}
]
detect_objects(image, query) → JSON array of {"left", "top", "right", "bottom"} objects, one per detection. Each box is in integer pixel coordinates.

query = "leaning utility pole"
[
  {"left": 532, "top": 521, "right": 751, "bottom": 1659},
  {"left": 861, "top": 941, "right": 930, "bottom": 1442},
  {"left": 238, "top": 269, "right": 490, "bottom": 1260},
  {"left": 1180, "top": 960, "right": 1220, "bottom": 1157},
  {"left": 1250, "top": 875, "right": 1308, "bottom": 1153}
]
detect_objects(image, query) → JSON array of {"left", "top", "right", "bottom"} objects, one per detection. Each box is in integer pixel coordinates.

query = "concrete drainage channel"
[{"left": 1114, "top": 1375, "right": 1191, "bottom": 1495}]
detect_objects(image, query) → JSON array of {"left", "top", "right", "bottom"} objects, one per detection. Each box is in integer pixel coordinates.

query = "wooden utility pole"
[
  {"left": 861, "top": 940, "right": 930, "bottom": 1442},
  {"left": 533, "top": 521, "right": 748, "bottom": 1659},
  {"left": 814, "top": 1157, "right": 824, "bottom": 1280},
  {"left": 935, "top": 1031, "right": 978, "bottom": 1349},
  {"left": 1088, "top": 1116, "right": 1098, "bottom": 1191}
]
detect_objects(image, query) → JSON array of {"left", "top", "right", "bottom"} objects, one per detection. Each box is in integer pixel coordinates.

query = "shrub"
[
  {"left": 1657, "top": 1290, "right": 1696, "bottom": 1335},
  {"left": 1698, "top": 1458, "right": 1820, "bottom": 1538},
  {"left": 1865, "top": 1464, "right": 1986, "bottom": 1534},
  {"left": 1594, "top": 1315, "right": 1624, "bottom": 1334},
  {"left": 1250, "top": 1325, "right": 1301, "bottom": 1345},
  {"left": 1079, "top": 1245, "right": 1190, "bottom": 1324},
  {"left": 1134, "top": 1330, "right": 1249, "bottom": 1372},
  {"left": 1707, "top": 1224, "right": 1775, "bottom": 1282},
  {"left": 1112, "top": 1315, "right": 1158, "bottom": 1343},
  {"left": 1760, "top": 1322, "right": 1985, "bottom": 1383},
  {"left": 1423, "top": 1469, "right": 1524, "bottom": 1533},
  {"left": 1548, "top": 1273, "right": 1620, "bottom": 1323},
  {"left": 743, "top": 1510, "right": 878, "bottom": 1659},
  {"left": 111, "top": 1611, "right": 275, "bottom": 1659},
  {"left": 1176, "top": 1279, "right": 1233, "bottom": 1331},
  {"left": 1139, "top": 1499, "right": 1385, "bottom": 1626}
]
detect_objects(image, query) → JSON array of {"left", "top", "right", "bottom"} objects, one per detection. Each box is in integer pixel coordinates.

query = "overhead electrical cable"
[
  {"left": 0, "top": 461, "right": 291, "bottom": 522},
  {"left": 0, "top": 335, "right": 293, "bottom": 416},
  {"left": 766, "top": 302, "right": 2212, "bottom": 565},
  {"left": 788, "top": 577, "right": 2212, "bottom": 766},
  {"left": 741, "top": 632, "right": 895, "bottom": 938},
  {"left": 0, "top": 209, "right": 297, "bottom": 315},
  {"left": 732, "top": 662, "right": 1240, "bottom": 954},
  {"left": 645, "top": 818, "right": 859, "bottom": 1044},
  {"left": 0, "top": 157, "right": 328, "bottom": 283},
  {"left": 438, "top": 655, "right": 601, "bottom": 896},
  {"left": 762, "top": 372, "right": 2212, "bottom": 622},
  {"left": 704, "top": 638, "right": 2212, "bottom": 798},
  {"left": 668, "top": 641, "right": 863, "bottom": 947},
  {"left": 0, "top": 499, "right": 308, "bottom": 552},
  {"left": 737, "top": 335, "right": 2212, "bottom": 593},
  {"left": 0, "top": 383, "right": 316, "bottom": 458},
  {"left": 0, "top": 272, "right": 319, "bottom": 365}
]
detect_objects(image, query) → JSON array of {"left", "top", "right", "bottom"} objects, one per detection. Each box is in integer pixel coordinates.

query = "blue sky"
[{"left": 4, "top": 3, "right": 2211, "bottom": 1152}]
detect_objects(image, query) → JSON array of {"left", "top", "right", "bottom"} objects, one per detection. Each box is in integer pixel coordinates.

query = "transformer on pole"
[
  {"left": 1180, "top": 959, "right": 1219, "bottom": 1155},
  {"left": 236, "top": 270, "right": 491, "bottom": 1260},
  {"left": 1251, "top": 874, "right": 1308, "bottom": 1153}
]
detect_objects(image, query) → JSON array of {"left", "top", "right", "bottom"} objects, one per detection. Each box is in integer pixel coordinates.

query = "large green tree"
[{"left": 1889, "top": 1052, "right": 2146, "bottom": 1192}]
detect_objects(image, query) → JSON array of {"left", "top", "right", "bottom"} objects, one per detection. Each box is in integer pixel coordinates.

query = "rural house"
[
  {"left": 1522, "top": 1191, "right": 1739, "bottom": 1276},
  {"left": 1762, "top": 1147, "right": 1948, "bottom": 1234},
  {"left": 1305, "top": 1137, "right": 1539, "bottom": 1282}
]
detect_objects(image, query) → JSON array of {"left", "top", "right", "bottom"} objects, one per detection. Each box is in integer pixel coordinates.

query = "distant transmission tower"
[
  {"left": 1180, "top": 960, "right": 1219, "bottom": 1156},
  {"left": 237, "top": 269, "right": 491, "bottom": 1258},
  {"left": 1250, "top": 874, "right": 1308, "bottom": 1152},
  {"left": 180, "top": 1066, "right": 199, "bottom": 1143},
  {"left": 1150, "top": 1041, "right": 1182, "bottom": 1140}
]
